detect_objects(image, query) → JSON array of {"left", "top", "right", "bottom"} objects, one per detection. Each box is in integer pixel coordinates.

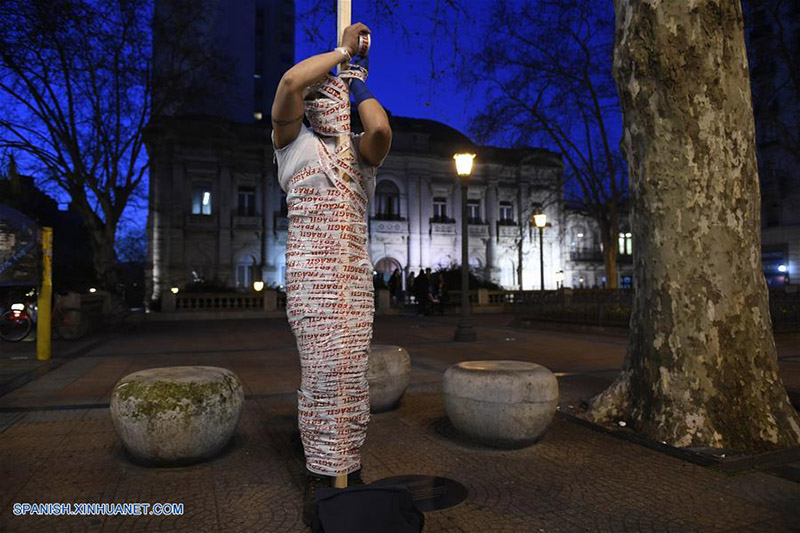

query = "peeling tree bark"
[{"left": 587, "top": 0, "right": 800, "bottom": 452}]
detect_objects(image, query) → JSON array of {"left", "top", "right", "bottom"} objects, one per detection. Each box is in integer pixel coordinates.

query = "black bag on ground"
[{"left": 312, "top": 484, "right": 425, "bottom": 533}]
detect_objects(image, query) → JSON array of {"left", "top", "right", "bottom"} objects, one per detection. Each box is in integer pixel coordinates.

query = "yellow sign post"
[{"left": 36, "top": 227, "right": 53, "bottom": 361}]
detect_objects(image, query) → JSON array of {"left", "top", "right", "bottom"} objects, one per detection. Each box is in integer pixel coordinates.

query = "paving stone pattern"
[{"left": 1, "top": 315, "right": 799, "bottom": 531}]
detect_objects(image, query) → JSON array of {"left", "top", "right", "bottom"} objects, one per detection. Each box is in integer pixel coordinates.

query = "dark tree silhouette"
[
  {"left": 468, "top": 0, "right": 627, "bottom": 288},
  {"left": 0, "top": 0, "right": 226, "bottom": 289}
]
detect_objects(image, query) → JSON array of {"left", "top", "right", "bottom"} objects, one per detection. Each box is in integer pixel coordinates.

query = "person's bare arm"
[
  {"left": 357, "top": 98, "right": 392, "bottom": 167},
  {"left": 271, "top": 23, "right": 370, "bottom": 149}
]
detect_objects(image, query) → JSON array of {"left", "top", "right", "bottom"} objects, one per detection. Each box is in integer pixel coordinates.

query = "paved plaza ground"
[{"left": 1, "top": 314, "right": 799, "bottom": 531}]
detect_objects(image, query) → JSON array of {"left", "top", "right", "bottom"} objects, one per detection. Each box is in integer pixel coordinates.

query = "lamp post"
[
  {"left": 533, "top": 213, "right": 547, "bottom": 290},
  {"left": 453, "top": 153, "right": 476, "bottom": 342}
]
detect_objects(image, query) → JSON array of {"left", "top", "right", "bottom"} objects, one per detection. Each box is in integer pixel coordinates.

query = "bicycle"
[
  {"left": 0, "top": 302, "right": 34, "bottom": 342},
  {"left": 0, "top": 291, "right": 88, "bottom": 342}
]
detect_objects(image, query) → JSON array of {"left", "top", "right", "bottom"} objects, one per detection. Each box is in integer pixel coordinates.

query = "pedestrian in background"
[
  {"left": 388, "top": 268, "right": 402, "bottom": 306},
  {"left": 406, "top": 270, "right": 415, "bottom": 305},
  {"left": 414, "top": 268, "right": 429, "bottom": 316}
]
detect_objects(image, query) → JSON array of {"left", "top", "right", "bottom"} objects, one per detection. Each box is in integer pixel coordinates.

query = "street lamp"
[
  {"left": 453, "top": 153, "right": 476, "bottom": 342},
  {"left": 253, "top": 280, "right": 265, "bottom": 292},
  {"left": 533, "top": 212, "right": 547, "bottom": 290}
]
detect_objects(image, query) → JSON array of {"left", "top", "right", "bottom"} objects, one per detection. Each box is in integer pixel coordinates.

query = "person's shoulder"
[{"left": 273, "top": 123, "right": 314, "bottom": 153}]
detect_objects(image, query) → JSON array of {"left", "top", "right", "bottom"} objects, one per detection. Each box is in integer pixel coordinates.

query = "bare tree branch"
[{"left": 467, "top": 0, "right": 626, "bottom": 287}]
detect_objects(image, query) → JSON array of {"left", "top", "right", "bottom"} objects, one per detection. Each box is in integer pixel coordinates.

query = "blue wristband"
[{"left": 350, "top": 79, "right": 375, "bottom": 106}]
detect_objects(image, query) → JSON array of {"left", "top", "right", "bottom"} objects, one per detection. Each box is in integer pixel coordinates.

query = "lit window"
[
  {"left": 192, "top": 182, "right": 212, "bottom": 215},
  {"left": 433, "top": 197, "right": 448, "bottom": 221},
  {"left": 375, "top": 180, "right": 400, "bottom": 220},
  {"left": 499, "top": 201, "right": 514, "bottom": 223},
  {"left": 619, "top": 232, "right": 632, "bottom": 255}
]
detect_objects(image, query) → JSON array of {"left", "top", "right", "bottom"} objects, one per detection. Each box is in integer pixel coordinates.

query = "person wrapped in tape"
[{"left": 271, "top": 23, "right": 391, "bottom": 481}]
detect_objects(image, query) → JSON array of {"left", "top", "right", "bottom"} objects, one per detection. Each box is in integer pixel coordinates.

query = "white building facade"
[{"left": 145, "top": 115, "right": 591, "bottom": 303}]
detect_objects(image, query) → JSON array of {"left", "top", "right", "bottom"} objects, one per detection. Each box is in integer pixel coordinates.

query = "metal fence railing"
[{"left": 512, "top": 288, "right": 800, "bottom": 332}]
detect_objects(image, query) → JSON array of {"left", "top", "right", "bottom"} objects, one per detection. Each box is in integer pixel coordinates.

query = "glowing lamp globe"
[
  {"left": 253, "top": 280, "right": 265, "bottom": 292},
  {"left": 533, "top": 213, "right": 547, "bottom": 228},
  {"left": 453, "top": 153, "right": 476, "bottom": 176},
  {"left": 170, "top": 287, "right": 180, "bottom": 295}
]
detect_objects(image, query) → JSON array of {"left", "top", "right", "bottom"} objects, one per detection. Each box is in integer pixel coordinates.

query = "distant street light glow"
[
  {"left": 253, "top": 280, "right": 265, "bottom": 292},
  {"left": 170, "top": 287, "right": 179, "bottom": 294},
  {"left": 778, "top": 264, "right": 787, "bottom": 273},
  {"left": 533, "top": 213, "right": 547, "bottom": 228}
]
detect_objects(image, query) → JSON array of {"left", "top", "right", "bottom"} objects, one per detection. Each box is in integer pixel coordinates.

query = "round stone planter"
[
  {"left": 367, "top": 345, "right": 411, "bottom": 413},
  {"left": 110, "top": 366, "right": 244, "bottom": 466},
  {"left": 443, "top": 360, "right": 558, "bottom": 448}
]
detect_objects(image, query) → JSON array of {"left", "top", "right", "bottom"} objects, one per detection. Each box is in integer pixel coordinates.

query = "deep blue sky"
[
  {"left": 39, "top": 1, "right": 621, "bottom": 248},
  {"left": 115, "top": 1, "right": 490, "bottom": 239},
  {"left": 294, "top": 0, "right": 489, "bottom": 137}
]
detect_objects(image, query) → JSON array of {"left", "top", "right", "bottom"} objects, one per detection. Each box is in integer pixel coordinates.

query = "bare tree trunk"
[
  {"left": 89, "top": 224, "right": 119, "bottom": 290},
  {"left": 588, "top": 0, "right": 800, "bottom": 451},
  {"left": 600, "top": 225, "right": 620, "bottom": 289}
]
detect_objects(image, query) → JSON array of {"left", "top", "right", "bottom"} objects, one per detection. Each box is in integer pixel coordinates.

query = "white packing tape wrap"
[{"left": 285, "top": 49, "right": 374, "bottom": 476}]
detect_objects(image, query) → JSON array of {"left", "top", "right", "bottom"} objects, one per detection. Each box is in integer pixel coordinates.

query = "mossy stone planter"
[{"left": 110, "top": 366, "right": 244, "bottom": 466}]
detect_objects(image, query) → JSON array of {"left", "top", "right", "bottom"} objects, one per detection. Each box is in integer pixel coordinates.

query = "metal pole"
[
  {"left": 36, "top": 227, "right": 53, "bottom": 361},
  {"left": 455, "top": 179, "right": 476, "bottom": 341},
  {"left": 517, "top": 235, "right": 523, "bottom": 291},
  {"left": 539, "top": 226, "right": 545, "bottom": 291},
  {"left": 332, "top": 0, "right": 352, "bottom": 491}
]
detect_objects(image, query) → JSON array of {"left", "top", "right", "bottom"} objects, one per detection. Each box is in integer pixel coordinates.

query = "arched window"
[
  {"left": 572, "top": 226, "right": 586, "bottom": 251},
  {"left": 235, "top": 254, "right": 258, "bottom": 289},
  {"left": 375, "top": 180, "right": 401, "bottom": 220},
  {"left": 618, "top": 231, "right": 632, "bottom": 256}
]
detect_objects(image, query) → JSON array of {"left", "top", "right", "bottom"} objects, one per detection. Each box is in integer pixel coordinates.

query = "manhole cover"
[{"left": 370, "top": 475, "right": 468, "bottom": 512}]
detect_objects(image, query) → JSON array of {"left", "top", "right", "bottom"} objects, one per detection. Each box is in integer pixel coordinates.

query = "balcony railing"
[
  {"left": 371, "top": 220, "right": 409, "bottom": 234},
  {"left": 570, "top": 250, "right": 634, "bottom": 264},
  {"left": 372, "top": 213, "right": 406, "bottom": 221}
]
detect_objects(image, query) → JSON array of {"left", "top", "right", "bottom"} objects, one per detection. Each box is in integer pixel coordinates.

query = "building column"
[
  {"left": 407, "top": 176, "right": 421, "bottom": 273},
  {"left": 419, "top": 178, "right": 432, "bottom": 270},
  {"left": 147, "top": 145, "right": 173, "bottom": 303},
  {"left": 218, "top": 159, "right": 232, "bottom": 284},
  {"left": 486, "top": 180, "right": 498, "bottom": 277}
]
